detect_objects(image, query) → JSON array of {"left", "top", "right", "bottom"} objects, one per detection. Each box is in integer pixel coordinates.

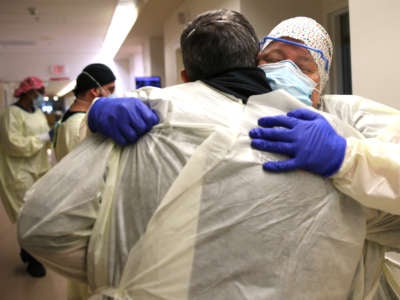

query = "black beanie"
[{"left": 73, "top": 63, "right": 116, "bottom": 96}]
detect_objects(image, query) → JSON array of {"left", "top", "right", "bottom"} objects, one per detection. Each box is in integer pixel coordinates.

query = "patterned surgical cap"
[
  {"left": 260, "top": 16, "right": 333, "bottom": 91},
  {"left": 14, "top": 76, "right": 44, "bottom": 97}
]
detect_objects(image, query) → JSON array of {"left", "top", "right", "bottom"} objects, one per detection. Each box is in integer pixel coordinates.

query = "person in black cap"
[
  {"left": 53, "top": 63, "right": 116, "bottom": 161},
  {"left": 52, "top": 63, "right": 115, "bottom": 298}
]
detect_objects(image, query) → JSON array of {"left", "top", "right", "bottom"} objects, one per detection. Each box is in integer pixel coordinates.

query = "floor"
[{"left": 0, "top": 199, "right": 68, "bottom": 300}]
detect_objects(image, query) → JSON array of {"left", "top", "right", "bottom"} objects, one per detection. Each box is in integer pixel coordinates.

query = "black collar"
[{"left": 202, "top": 67, "right": 271, "bottom": 104}]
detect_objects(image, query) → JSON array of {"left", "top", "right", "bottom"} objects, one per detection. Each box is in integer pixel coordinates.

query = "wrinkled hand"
[
  {"left": 249, "top": 108, "right": 346, "bottom": 177},
  {"left": 88, "top": 97, "right": 160, "bottom": 146}
]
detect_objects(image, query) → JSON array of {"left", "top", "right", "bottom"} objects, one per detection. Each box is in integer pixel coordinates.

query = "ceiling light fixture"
[
  {"left": 56, "top": 0, "right": 138, "bottom": 97},
  {"left": 99, "top": 0, "right": 138, "bottom": 60}
]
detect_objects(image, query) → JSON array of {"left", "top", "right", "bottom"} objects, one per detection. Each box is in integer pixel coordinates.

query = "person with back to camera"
[
  {"left": 18, "top": 9, "right": 400, "bottom": 299},
  {"left": 0, "top": 76, "right": 50, "bottom": 277},
  {"left": 82, "top": 14, "right": 400, "bottom": 299}
]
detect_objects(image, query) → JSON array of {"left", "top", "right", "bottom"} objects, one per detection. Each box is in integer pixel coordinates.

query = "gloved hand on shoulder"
[
  {"left": 249, "top": 108, "right": 346, "bottom": 177},
  {"left": 88, "top": 97, "right": 160, "bottom": 146}
]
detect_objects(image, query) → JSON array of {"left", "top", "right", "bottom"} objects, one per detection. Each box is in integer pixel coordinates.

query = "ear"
[
  {"left": 180, "top": 70, "right": 189, "bottom": 83},
  {"left": 89, "top": 87, "right": 100, "bottom": 98}
]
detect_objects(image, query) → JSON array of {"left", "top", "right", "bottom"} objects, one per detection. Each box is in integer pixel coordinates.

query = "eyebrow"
[{"left": 262, "top": 48, "right": 286, "bottom": 58}]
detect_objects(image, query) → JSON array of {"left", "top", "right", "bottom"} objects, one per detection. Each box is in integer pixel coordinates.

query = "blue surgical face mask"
[
  {"left": 259, "top": 60, "right": 317, "bottom": 106},
  {"left": 33, "top": 91, "right": 45, "bottom": 108}
]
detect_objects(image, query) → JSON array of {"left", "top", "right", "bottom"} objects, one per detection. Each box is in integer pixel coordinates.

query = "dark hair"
[
  {"left": 73, "top": 63, "right": 116, "bottom": 96},
  {"left": 180, "top": 9, "right": 259, "bottom": 81}
]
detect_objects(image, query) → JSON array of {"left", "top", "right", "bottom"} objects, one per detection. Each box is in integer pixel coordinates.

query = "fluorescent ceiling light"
[
  {"left": 56, "top": 0, "right": 138, "bottom": 97},
  {"left": 99, "top": 0, "right": 138, "bottom": 60}
]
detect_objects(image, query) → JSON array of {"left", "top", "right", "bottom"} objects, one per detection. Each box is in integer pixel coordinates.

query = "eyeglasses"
[{"left": 259, "top": 36, "right": 329, "bottom": 72}]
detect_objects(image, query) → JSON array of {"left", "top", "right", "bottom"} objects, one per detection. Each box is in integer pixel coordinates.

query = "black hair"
[
  {"left": 180, "top": 9, "right": 259, "bottom": 81},
  {"left": 73, "top": 63, "right": 116, "bottom": 96}
]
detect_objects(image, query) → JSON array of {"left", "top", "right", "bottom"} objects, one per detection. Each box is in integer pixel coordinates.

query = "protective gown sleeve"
[
  {"left": 322, "top": 95, "right": 400, "bottom": 214},
  {"left": 321, "top": 94, "right": 400, "bottom": 138},
  {"left": 332, "top": 138, "right": 400, "bottom": 214},
  {"left": 18, "top": 135, "right": 114, "bottom": 282},
  {"left": 0, "top": 107, "right": 47, "bottom": 157}
]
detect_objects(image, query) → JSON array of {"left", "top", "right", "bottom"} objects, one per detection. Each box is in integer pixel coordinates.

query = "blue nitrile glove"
[
  {"left": 249, "top": 108, "right": 346, "bottom": 177},
  {"left": 88, "top": 97, "right": 160, "bottom": 146}
]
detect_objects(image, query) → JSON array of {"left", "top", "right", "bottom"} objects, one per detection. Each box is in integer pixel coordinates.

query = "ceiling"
[
  {"left": 0, "top": 0, "right": 183, "bottom": 94},
  {"left": 0, "top": 0, "right": 117, "bottom": 55}
]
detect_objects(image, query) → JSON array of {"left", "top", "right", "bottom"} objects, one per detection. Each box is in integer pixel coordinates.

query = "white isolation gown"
[
  {"left": 0, "top": 105, "right": 49, "bottom": 223},
  {"left": 18, "top": 85, "right": 400, "bottom": 299}
]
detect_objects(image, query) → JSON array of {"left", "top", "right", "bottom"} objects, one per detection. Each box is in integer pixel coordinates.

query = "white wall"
[
  {"left": 149, "top": 37, "right": 165, "bottom": 87},
  {"left": 129, "top": 46, "right": 145, "bottom": 90},
  {"left": 240, "top": 0, "right": 322, "bottom": 41},
  {"left": 0, "top": 52, "right": 98, "bottom": 83},
  {"left": 349, "top": 0, "right": 400, "bottom": 108},
  {"left": 113, "top": 58, "right": 131, "bottom": 97},
  {"left": 119, "top": 36, "right": 165, "bottom": 92}
]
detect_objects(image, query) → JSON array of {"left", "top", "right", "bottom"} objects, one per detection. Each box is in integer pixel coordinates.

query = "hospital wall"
[
  {"left": 349, "top": 0, "right": 400, "bottom": 109},
  {"left": 240, "top": 0, "right": 322, "bottom": 40}
]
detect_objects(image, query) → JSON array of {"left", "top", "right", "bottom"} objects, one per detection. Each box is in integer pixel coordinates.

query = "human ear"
[{"left": 181, "top": 70, "right": 189, "bottom": 82}]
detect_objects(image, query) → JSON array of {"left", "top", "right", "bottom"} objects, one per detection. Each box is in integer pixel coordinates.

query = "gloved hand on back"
[
  {"left": 88, "top": 97, "right": 160, "bottom": 146},
  {"left": 249, "top": 108, "right": 346, "bottom": 177}
]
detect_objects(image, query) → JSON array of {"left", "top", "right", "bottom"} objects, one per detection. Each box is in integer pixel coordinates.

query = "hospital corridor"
[{"left": 1, "top": 0, "right": 400, "bottom": 299}]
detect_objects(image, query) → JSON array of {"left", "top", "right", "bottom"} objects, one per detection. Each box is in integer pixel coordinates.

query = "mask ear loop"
[{"left": 81, "top": 71, "right": 107, "bottom": 95}]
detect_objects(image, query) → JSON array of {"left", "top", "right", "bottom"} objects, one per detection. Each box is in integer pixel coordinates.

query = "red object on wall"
[{"left": 50, "top": 64, "right": 66, "bottom": 76}]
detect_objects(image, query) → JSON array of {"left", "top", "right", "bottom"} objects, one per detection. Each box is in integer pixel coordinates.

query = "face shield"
[{"left": 259, "top": 36, "right": 329, "bottom": 72}]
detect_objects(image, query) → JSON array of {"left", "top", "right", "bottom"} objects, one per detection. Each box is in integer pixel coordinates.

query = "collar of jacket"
[{"left": 202, "top": 67, "right": 271, "bottom": 104}]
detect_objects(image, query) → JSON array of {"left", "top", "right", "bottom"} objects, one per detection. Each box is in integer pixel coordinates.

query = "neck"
[{"left": 70, "top": 97, "right": 93, "bottom": 112}]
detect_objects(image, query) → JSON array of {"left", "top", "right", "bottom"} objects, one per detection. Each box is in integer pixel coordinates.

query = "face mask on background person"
[
  {"left": 99, "top": 86, "right": 115, "bottom": 98},
  {"left": 32, "top": 90, "right": 45, "bottom": 108},
  {"left": 259, "top": 60, "right": 318, "bottom": 106},
  {"left": 106, "top": 92, "right": 117, "bottom": 98}
]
